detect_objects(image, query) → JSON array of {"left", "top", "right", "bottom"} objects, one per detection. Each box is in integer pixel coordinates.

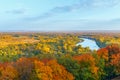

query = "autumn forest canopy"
[{"left": 0, "top": 32, "right": 120, "bottom": 80}]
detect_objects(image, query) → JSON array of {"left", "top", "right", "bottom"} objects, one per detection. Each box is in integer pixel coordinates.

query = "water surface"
[{"left": 76, "top": 38, "right": 100, "bottom": 50}]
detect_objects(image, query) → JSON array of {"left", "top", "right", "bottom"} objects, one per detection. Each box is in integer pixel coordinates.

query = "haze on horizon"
[{"left": 0, "top": 0, "right": 120, "bottom": 31}]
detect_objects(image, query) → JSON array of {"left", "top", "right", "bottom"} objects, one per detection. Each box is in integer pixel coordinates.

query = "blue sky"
[{"left": 0, "top": 0, "right": 120, "bottom": 31}]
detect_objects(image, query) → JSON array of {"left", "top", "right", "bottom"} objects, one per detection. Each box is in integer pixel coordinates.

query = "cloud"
[
  {"left": 25, "top": 5, "right": 77, "bottom": 21},
  {"left": 91, "top": 0, "right": 120, "bottom": 7},
  {"left": 26, "top": 0, "right": 120, "bottom": 20},
  {"left": 2, "top": 18, "right": 120, "bottom": 31},
  {"left": 6, "top": 8, "right": 26, "bottom": 14}
]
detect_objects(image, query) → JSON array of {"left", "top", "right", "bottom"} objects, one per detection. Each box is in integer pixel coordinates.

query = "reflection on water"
[{"left": 76, "top": 38, "right": 100, "bottom": 50}]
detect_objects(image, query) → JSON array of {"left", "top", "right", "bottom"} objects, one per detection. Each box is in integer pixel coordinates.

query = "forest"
[{"left": 0, "top": 32, "right": 120, "bottom": 80}]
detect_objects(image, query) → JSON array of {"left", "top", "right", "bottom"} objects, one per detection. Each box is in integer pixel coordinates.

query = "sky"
[{"left": 0, "top": 0, "right": 120, "bottom": 31}]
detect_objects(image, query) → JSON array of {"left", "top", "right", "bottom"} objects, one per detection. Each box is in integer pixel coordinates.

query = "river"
[{"left": 76, "top": 38, "right": 100, "bottom": 50}]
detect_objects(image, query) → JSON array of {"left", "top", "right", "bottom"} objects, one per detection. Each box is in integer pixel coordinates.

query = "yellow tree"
[
  {"left": 34, "top": 60, "right": 53, "bottom": 80},
  {"left": 47, "top": 60, "right": 74, "bottom": 80},
  {"left": 111, "top": 53, "right": 120, "bottom": 74},
  {"left": 0, "top": 63, "right": 18, "bottom": 80}
]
